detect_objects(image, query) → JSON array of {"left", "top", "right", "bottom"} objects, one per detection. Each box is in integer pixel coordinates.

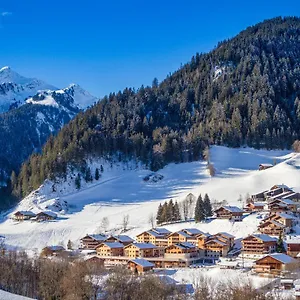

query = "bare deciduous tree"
[
  {"left": 148, "top": 214, "right": 155, "bottom": 228},
  {"left": 122, "top": 214, "right": 129, "bottom": 232}
]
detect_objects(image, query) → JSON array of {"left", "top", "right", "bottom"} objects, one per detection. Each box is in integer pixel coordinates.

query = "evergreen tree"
[
  {"left": 167, "top": 199, "right": 175, "bottom": 222},
  {"left": 75, "top": 174, "right": 81, "bottom": 190},
  {"left": 203, "top": 193, "right": 213, "bottom": 218},
  {"left": 156, "top": 203, "right": 163, "bottom": 225},
  {"left": 276, "top": 233, "right": 285, "bottom": 253},
  {"left": 95, "top": 168, "right": 100, "bottom": 180},
  {"left": 100, "top": 165, "right": 104, "bottom": 173},
  {"left": 195, "top": 194, "right": 204, "bottom": 222},
  {"left": 67, "top": 240, "right": 72, "bottom": 250},
  {"left": 84, "top": 167, "right": 92, "bottom": 182},
  {"left": 174, "top": 201, "right": 181, "bottom": 221},
  {"left": 161, "top": 202, "right": 168, "bottom": 224}
]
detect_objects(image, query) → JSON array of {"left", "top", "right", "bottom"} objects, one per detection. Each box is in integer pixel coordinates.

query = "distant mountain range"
[{"left": 0, "top": 67, "right": 98, "bottom": 184}]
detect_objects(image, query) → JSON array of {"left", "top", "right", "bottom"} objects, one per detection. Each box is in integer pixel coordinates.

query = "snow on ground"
[
  {"left": 158, "top": 267, "right": 272, "bottom": 289},
  {"left": 0, "top": 290, "right": 33, "bottom": 300},
  {"left": 0, "top": 146, "right": 297, "bottom": 251}
]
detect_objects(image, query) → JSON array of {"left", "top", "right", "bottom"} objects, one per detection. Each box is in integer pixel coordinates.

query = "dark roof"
[{"left": 129, "top": 258, "right": 155, "bottom": 268}]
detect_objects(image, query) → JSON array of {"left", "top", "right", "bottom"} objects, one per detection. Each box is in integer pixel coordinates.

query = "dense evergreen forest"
[{"left": 11, "top": 17, "right": 300, "bottom": 199}]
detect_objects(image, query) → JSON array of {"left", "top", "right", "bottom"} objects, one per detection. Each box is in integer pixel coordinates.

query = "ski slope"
[{"left": 0, "top": 146, "right": 297, "bottom": 251}]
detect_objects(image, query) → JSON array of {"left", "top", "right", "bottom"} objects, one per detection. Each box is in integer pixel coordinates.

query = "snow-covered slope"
[
  {"left": 0, "top": 290, "right": 33, "bottom": 300},
  {"left": 0, "top": 146, "right": 297, "bottom": 251}
]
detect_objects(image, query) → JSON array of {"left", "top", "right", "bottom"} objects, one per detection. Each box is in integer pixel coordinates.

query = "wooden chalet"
[
  {"left": 165, "top": 242, "right": 197, "bottom": 257},
  {"left": 258, "top": 219, "right": 288, "bottom": 236},
  {"left": 96, "top": 242, "right": 124, "bottom": 256},
  {"left": 214, "top": 206, "right": 244, "bottom": 221},
  {"left": 196, "top": 233, "right": 211, "bottom": 249},
  {"left": 136, "top": 228, "right": 170, "bottom": 247},
  {"left": 251, "top": 190, "right": 267, "bottom": 201},
  {"left": 41, "top": 245, "right": 65, "bottom": 257},
  {"left": 35, "top": 211, "right": 57, "bottom": 222},
  {"left": 245, "top": 202, "right": 265, "bottom": 212},
  {"left": 262, "top": 213, "right": 294, "bottom": 228},
  {"left": 241, "top": 234, "right": 277, "bottom": 255},
  {"left": 259, "top": 163, "right": 273, "bottom": 171},
  {"left": 268, "top": 199, "right": 298, "bottom": 213},
  {"left": 167, "top": 231, "right": 192, "bottom": 246},
  {"left": 80, "top": 234, "right": 107, "bottom": 250},
  {"left": 128, "top": 258, "right": 154, "bottom": 274},
  {"left": 84, "top": 255, "right": 105, "bottom": 268},
  {"left": 124, "top": 243, "right": 159, "bottom": 258},
  {"left": 254, "top": 253, "right": 296, "bottom": 275},
  {"left": 105, "top": 235, "right": 134, "bottom": 246},
  {"left": 285, "top": 236, "right": 300, "bottom": 258},
  {"left": 13, "top": 211, "right": 36, "bottom": 221},
  {"left": 204, "top": 238, "right": 229, "bottom": 257},
  {"left": 214, "top": 232, "right": 235, "bottom": 248}
]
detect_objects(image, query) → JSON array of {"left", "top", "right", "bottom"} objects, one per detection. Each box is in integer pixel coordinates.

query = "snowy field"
[
  {"left": 0, "top": 146, "right": 297, "bottom": 251},
  {"left": 0, "top": 290, "right": 33, "bottom": 300}
]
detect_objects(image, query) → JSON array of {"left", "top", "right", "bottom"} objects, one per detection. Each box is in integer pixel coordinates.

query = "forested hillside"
[{"left": 13, "top": 17, "right": 300, "bottom": 198}]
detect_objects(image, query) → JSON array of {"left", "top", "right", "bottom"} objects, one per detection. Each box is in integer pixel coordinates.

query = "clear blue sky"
[{"left": 0, "top": 0, "right": 299, "bottom": 97}]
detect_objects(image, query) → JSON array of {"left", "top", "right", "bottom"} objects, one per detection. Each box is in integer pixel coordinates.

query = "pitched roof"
[
  {"left": 219, "top": 206, "right": 244, "bottom": 213},
  {"left": 127, "top": 242, "right": 157, "bottom": 249},
  {"left": 183, "top": 228, "right": 203, "bottom": 235},
  {"left": 175, "top": 231, "right": 192, "bottom": 238},
  {"left": 37, "top": 211, "right": 57, "bottom": 218},
  {"left": 252, "top": 234, "right": 277, "bottom": 242},
  {"left": 205, "top": 239, "right": 227, "bottom": 246},
  {"left": 259, "top": 163, "right": 273, "bottom": 167},
  {"left": 15, "top": 211, "right": 36, "bottom": 217},
  {"left": 248, "top": 202, "right": 265, "bottom": 207},
  {"left": 277, "top": 212, "right": 294, "bottom": 220},
  {"left": 129, "top": 258, "right": 155, "bottom": 268},
  {"left": 114, "top": 235, "right": 134, "bottom": 243},
  {"left": 152, "top": 228, "right": 171, "bottom": 235},
  {"left": 280, "top": 199, "right": 295, "bottom": 205},
  {"left": 44, "top": 245, "right": 65, "bottom": 251},
  {"left": 100, "top": 242, "right": 124, "bottom": 249},
  {"left": 83, "top": 234, "right": 107, "bottom": 241},
  {"left": 267, "top": 253, "right": 296, "bottom": 264},
  {"left": 177, "top": 242, "right": 196, "bottom": 249},
  {"left": 217, "top": 232, "right": 235, "bottom": 239}
]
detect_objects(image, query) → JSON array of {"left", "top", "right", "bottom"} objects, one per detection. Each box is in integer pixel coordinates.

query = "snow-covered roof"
[
  {"left": 259, "top": 163, "right": 273, "bottom": 167},
  {"left": 176, "top": 231, "right": 192, "bottom": 238},
  {"left": 101, "top": 242, "right": 124, "bottom": 249},
  {"left": 129, "top": 258, "right": 154, "bottom": 268},
  {"left": 285, "top": 235, "right": 300, "bottom": 244},
  {"left": 217, "top": 232, "right": 235, "bottom": 239},
  {"left": 206, "top": 239, "right": 227, "bottom": 246},
  {"left": 114, "top": 235, "right": 134, "bottom": 243},
  {"left": 248, "top": 202, "right": 265, "bottom": 207},
  {"left": 37, "top": 211, "right": 57, "bottom": 218},
  {"left": 44, "top": 245, "right": 65, "bottom": 251},
  {"left": 129, "top": 243, "right": 157, "bottom": 249},
  {"left": 221, "top": 206, "right": 243, "bottom": 213},
  {"left": 178, "top": 242, "right": 196, "bottom": 249},
  {"left": 152, "top": 228, "right": 171, "bottom": 235},
  {"left": 252, "top": 234, "right": 277, "bottom": 242},
  {"left": 272, "top": 191, "right": 294, "bottom": 199},
  {"left": 277, "top": 212, "right": 294, "bottom": 219},
  {"left": 270, "top": 220, "right": 286, "bottom": 228},
  {"left": 280, "top": 199, "right": 296, "bottom": 205},
  {"left": 282, "top": 192, "right": 298, "bottom": 199},
  {"left": 272, "top": 184, "right": 291, "bottom": 190},
  {"left": 15, "top": 211, "right": 36, "bottom": 217},
  {"left": 267, "top": 253, "right": 296, "bottom": 264},
  {"left": 146, "top": 230, "right": 163, "bottom": 237},
  {"left": 86, "top": 234, "right": 107, "bottom": 241},
  {"left": 183, "top": 228, "right": 203, "bottom": 235}
]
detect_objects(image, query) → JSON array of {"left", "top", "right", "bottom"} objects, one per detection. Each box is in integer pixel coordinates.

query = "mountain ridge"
[{"left": 10, "top": 16, "right": 300, "bottom": 200}]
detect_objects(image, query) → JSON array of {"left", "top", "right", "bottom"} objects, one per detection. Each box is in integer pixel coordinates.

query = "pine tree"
[
  {"left": 75, "top": 174, "right": 81, "bottom": 190},
  {"left": 203, "top": 193, "right": 213, "bottom": 218},
  {"left": 100, "top": 165, "right": 104, "bottom": 173},
  {"left": 95, "top": 168, "right": 100, "bottom": 180},
  {"left": 161, "top": 202, "right": 168, "bottom": 224},
  {"left": 195, "top": 194, "right": 204, "bottom": 222},
  {"left": 174, "top": 201, "right": 181, "bottom": 221},
  {"left": 84, "top": 167, "right": 92, "bottom": 182},
  {"left": 276, "top": 233, "right": 285, "bottom": 253},
  {"left": 156, "top": 203, "right": 163, "bottom": 225},
  {"left": 67, "top": 240, "right": 72, "bottom": 250},
  {"left": 167, "top": 199, "right": 175, "bottom": 222}
]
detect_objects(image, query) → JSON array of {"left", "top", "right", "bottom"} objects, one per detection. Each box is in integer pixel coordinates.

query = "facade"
[
  {"left": 41, "top": 246, "right": 65, "bottom": 257},
  {"left": 214, "top": 206, "right": 244, "bottom": 221},
  {"left": 96, "top": 242, "right": 124, "bottom": 256},
  {"left": 128, "top": 258, "right": 154, "bottom": 274},
  {"left": 254, "top": 253, "right": 296, "bottom": 275},
  {"left": 13, "top": 211, "right": 36, "bottom": 221},
  {"left": 35, "top": 211, "right": 57, "bottom": 221},
  {"left": 204, "top": 239, "right": 229, "bottom": 257},
  {"left": 258, "top": 220, "right": 287, "bottom": 236},
  {"left": 245, "top": 202, "right": 265, "bottom": 212},
  {"left": 136, "top": 228, "right": 170, "bottom": 247},
  {"left": 80, "top": 234, "right": 107, "bottom": 250},
  {"left": 285, "top": 237, "right": 300, "bottom": 258},
  {"left": 167, "top": 231, "right": 192, "bottom": 246},
  {"left": 124, "top": 243, "right": 159, "bottom": 258},
  {"left": 241, "top": 234, "right": 277, "bottom": 255}
]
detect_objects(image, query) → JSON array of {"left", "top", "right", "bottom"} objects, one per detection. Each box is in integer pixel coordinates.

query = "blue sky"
[{"left": 0, "top": 1, "right": 299, "bottom": 97}]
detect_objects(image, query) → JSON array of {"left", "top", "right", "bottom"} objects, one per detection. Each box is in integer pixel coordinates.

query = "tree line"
[
  {"left": 11, "top": 17, "right": 300, "bottom": 201},
  {"left": 156, "top": 193, "right": 213, "bottom": 225}
]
